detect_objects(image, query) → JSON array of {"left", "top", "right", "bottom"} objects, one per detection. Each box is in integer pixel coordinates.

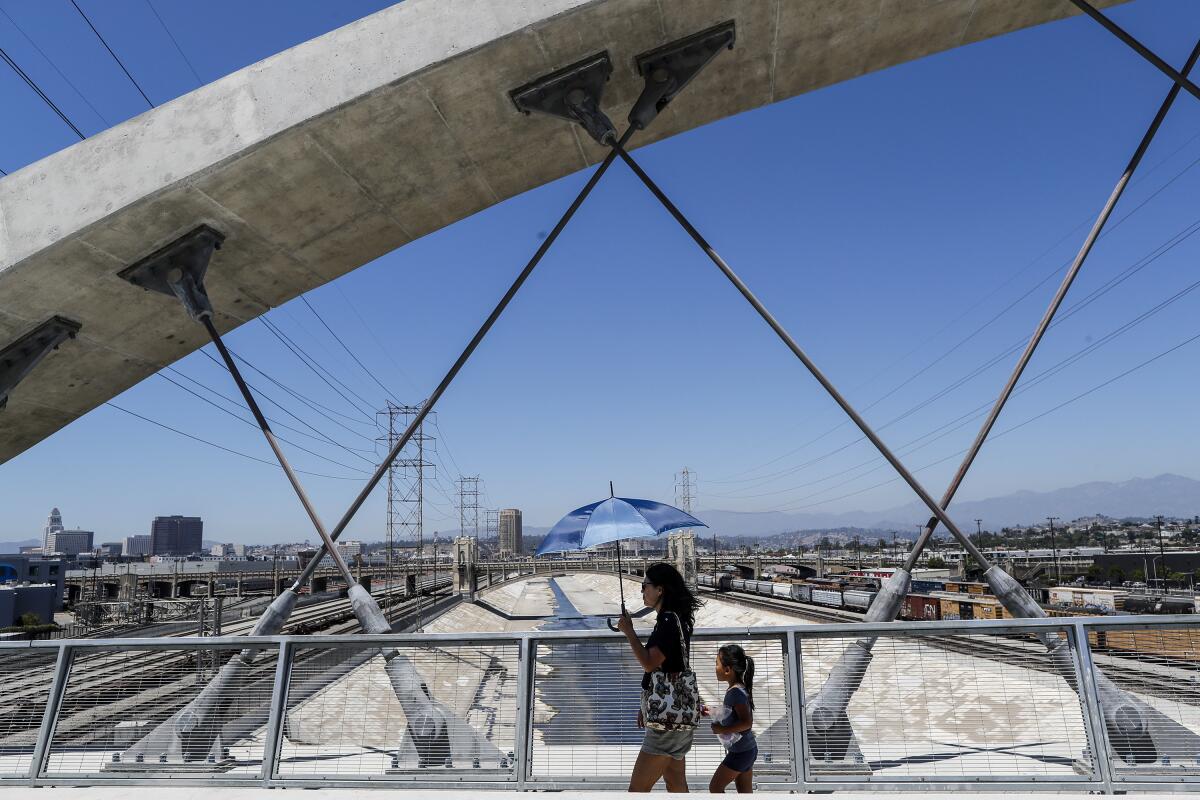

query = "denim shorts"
[
  {"left": 721, "top": 744, "right": 758, "bottom": 773},
  {"left": 641, "top": 727, "right": 694, "bottom": 759}
]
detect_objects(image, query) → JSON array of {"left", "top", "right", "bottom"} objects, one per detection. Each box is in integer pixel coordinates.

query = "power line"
[
  {"left": 204, "top": 346, "right": 374, "bottom": 436},
  {"left": 0, "top": 45, "right": 85, "bottom": 138},
  {"left": 69, "top": 0, "right": 154, "bottom": 108},
  {"left": 163, "top": 364, "right": 374, "bottom": 459},
  {"left": 259, "top": 315, "right": 379, "bottom": 422},
  {"left": 770, "top": 327, "right": 1200, "bottom": 513},
  {"left": 709, "top": 206, "right": 1200, "bottom": 493},
  {"left": 713, "top": 141, "right": 1200, "bottom": 483},
  {"left": 156, "top": 373, "right": 372, "bottom": 475},
  {"left": 301, "top": 295, "right": 400, "bottom": 405},
  {"left": 105, "top": 402, "right": 362, "bottom": 480},
  {"left": 0, "top": 6, "right": 111, "bottom": 126},
  {"left": 143, "top": 0, "right": 202, "bottom": 86}
]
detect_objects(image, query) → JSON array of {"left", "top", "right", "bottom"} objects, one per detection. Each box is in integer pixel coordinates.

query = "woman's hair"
[
  {"left": 718, "top": 644, "right": 756, "bottom": 708},
  {"left": 644, "top": 562, "right": 703, "bottom": 638}
]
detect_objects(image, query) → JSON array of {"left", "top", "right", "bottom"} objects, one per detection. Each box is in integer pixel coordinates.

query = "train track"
[
  {"left": 703, "top": 587, "right": 1200, "bottom": 707},
  {"left": 0, "top": 580, "right": 450, "bottom": 712}
]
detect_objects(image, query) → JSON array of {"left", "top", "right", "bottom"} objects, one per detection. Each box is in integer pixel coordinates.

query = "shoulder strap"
[{"left": 664, "top": 610, "right": 690, "bottom": 670}]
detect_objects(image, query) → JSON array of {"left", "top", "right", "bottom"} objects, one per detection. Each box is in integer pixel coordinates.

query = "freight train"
[{"left": 698, "top": 573, "right": 880, "bottom": 612}]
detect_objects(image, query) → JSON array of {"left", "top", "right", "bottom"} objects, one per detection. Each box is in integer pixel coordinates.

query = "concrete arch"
[{"left": 0, "top": 0, "right": 1122, "bottom": 462}]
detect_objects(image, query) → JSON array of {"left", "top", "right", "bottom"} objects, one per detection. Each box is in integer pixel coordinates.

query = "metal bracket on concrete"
[
  {"left": 629, "top": 20, "right": 735, "bottom": 131},
  {"left": 119, "top": 224, "right": 225, "bottom": 322},
  {"left": 0, "top": 315, "right": 81, "bottom": 410},
  {"left": 509, "top": 52, "right": 617, "bottom": 145}
]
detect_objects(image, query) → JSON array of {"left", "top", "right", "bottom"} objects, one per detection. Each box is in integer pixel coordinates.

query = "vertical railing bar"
[
  {"left": 29, "top": 644, "right": 72, "bottom": 784},
  {"left": 259, "top": 639, "right": 293, "bottom": 785},
  {"left": 513, "top": 634, "right": 535, "bottom": 788},
  {"left": 785, "top": 630, "right": 812, "bottom": 790},
  {"left": 1070, "top": 621, "right": 1116, "bottom": 794}
]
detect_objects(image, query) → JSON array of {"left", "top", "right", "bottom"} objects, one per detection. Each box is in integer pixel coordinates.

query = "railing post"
[
  {"left": 1069, "top": 621, "right": 1115, "bottom": 793},
  {"left": 513, "top": 634, "right": 536, "bottom": 788},
  {"left": 259, "top": 639, "right": 294, "bottom": 785},
  {"left": 784, "top": 630, "right": 811, "bottom": 790},
  {"left": 30, "top": 644, "right": 72, "bottom": 783}
]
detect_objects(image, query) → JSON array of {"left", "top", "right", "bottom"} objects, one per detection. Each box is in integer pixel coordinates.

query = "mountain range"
[{"left": 690, "top": 473, "right": 1199, "bottom": 539}]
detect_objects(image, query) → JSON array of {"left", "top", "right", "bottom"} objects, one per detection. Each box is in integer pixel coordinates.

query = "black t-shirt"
[{"left": 641, "top": 610, "right": 690, "bottom": 689}]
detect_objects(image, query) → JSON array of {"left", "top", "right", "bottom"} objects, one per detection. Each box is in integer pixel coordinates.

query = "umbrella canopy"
[{"left": 536, "top": 496, "right": 707, "bottom": 556}]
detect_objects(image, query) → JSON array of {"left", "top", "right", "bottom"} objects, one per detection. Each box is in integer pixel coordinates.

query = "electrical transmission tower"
[
  {"left": 675, "top": 467, "right": 703, "bottom": 560},
  {"left": 377, "top": 402, "right": 435, "bottom": 624},
  {"left": 484, "top": 509, "right": 500, "bottom": 554},
  {"left": 457, "top": 476, "right": 481, "bottom": 541}
]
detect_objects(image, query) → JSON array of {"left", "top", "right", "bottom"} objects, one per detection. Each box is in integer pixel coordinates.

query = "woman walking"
[{"left": 617, "top": 562, "right": 704, "bottom": 793}]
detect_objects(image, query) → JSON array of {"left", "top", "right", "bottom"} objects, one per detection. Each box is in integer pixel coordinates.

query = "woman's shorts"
[
  {"left": 721, "top": 744, "right": 758, "bottom": 773},
  {"left": 641, "top": 727, "right": 695, "bottom": 759}
]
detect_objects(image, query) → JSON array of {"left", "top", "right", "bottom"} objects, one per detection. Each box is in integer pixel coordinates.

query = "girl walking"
[{"left": 709, "top": 644, "right": 757, "bottom": 793}]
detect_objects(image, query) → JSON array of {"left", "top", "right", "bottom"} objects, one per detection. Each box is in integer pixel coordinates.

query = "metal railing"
[{"left": 0, "top": 614, "right": 1197, "bottom": 792}]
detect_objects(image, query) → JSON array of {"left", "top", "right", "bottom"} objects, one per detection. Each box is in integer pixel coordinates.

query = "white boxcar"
[{"left": 812, "top": 589, "right": 842, "bottom": 607}]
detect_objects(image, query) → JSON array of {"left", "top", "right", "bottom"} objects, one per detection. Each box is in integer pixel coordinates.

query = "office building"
[
  {"left": 99, "top": 542, "right": 123, "bottom": 558},
  {"left": 42, "top": 507, "right": 64, "bottom": 553},
  {"left": 499, "top": 509, "right": 523, "bottom": 556},
  {"left": 150, "top": 516, "right": 204, "bottom": 556},
  {"left": 46, "top": 529, "right": 93, "bottom": 556},
  {"left": 124, "top": 535, "right": 152, "bottom": 557}
]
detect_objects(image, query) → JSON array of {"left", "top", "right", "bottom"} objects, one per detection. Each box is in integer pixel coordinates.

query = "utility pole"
[
  {"left": 1046, "top": 517, "right": 1061, "bottom": 585},
  {"left": 1156, "top": 514, "right": 1167, "bottom": 590},
  {"left": 975, "top": 518, "right": 983, "bottom": 546}
]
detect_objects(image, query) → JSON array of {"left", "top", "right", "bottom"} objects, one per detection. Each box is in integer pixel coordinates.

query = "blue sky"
[{"left": 2, "top": 0, "right": 1198, "bottom": 544}]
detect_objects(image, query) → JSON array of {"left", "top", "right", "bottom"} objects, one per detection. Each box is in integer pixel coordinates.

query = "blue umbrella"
[{"left": 536, "top": 483, "right": 707, "bottom": 621}]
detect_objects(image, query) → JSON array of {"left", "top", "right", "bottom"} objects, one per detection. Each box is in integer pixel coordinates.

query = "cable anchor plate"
[
  {"left": 0, "top": 315, "right": 81, "bottom": 409},
  {"left": 629, "top": 20, "right": 736, "bottom": 130},
  {"left": 119, "top": 224, "right": 225, "bottom": 322},
  {"left": 509, "top": 52, "right": 617, "bottom": 145}
]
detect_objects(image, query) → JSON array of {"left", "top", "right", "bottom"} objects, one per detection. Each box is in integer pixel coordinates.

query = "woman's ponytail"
[{"left": 743, "top": 655, "right": 755, "bottom": 709}]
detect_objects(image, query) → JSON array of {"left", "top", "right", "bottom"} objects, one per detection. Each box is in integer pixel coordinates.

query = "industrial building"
[{"left": 0, "top": 554, "right": 64, "bottom": 610}]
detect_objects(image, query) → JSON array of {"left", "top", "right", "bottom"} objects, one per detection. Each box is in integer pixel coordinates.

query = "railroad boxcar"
[
  {"left": 730, "top": 579, "right": 747, "bottom": 591},
  {"left": 843, "top": 589, "right": 876, "bottom": 611},
  {"left": 717, "top": 573, "right": 734, "bottom": 592},
  {"left": 811, "top": 588, "right": 843, "bottom": 608},
  {"left": 901, "top": 593, "right": 942, "bottom": 621},
  {"left": 792, "top": 584, "right": 812, "bottom": 603},
  {"left": 698, "top": 574, "right": 716, "bottom": 588},
  {"left": 771, "top": 582, "right": 793, "bottom": 599},
  {"left": 911, "top": 579, "right": 945, "bottom": 594}
]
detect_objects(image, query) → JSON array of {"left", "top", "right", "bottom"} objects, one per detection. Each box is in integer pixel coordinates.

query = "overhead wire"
[
  {"left": 709, "top": 158, "right": 1200, "bottom": 491},
  {"left": 705, "top": 215, "right": 1200, "bottom": 503},
  {"left": 105, "top": 403, "right": 363, "bottom": 480},
  {"left": 712, "top": 135, "right": 1200, "bottom": 483},
  {"left": 0, "top": 5, "right": 111, "bottom": 126},
  {"left": 706, "top": 212, "right": 1200, "bottom": 498},
  {"left": 769, "top": 327, "right": 1200, "bottom": 513},
  {"left": 258, "top": 315, "right": 379, "bottom": 422},
  {"left": 157, "top": 372, "right": 373, "bottom": 474},
  {"left": 198, "top": 348, "right": 376, "bottom": 447},
  {"left": 69, "top": 0, "right": 154, "bottom": 107},
  {"left": 143, "top": 0, "right": 202, "bottom": 86},
  {"left": 0, "top": 45, "right": 85, "bottom": 138}
]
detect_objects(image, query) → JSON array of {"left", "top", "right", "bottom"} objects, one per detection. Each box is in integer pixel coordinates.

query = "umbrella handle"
[{"left": 608, "top": 601, "right": 627, "bottom": 633}]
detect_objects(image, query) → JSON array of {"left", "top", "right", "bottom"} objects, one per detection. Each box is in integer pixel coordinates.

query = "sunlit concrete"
[{"left": 0, "top": 0, "right": 1125, "bottom": 463}]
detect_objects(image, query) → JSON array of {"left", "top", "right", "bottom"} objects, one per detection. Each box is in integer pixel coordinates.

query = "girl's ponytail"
[{"left": 743, "top": 655, "right": 755, "bottom": 709}]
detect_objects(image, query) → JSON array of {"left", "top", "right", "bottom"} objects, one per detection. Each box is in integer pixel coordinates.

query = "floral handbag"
[{"left": 641, "top": 611, "right": 702, "bottom": 730}]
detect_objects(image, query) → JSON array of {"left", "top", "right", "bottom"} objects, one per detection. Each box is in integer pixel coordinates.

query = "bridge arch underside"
[{"left": 0, "top": 0, "right": 1121, "bottom": 462}]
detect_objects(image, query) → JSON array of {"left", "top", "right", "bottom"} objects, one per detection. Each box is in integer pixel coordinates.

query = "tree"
[
  {"left": 927, "top": 557, "right": 947, "bottom": 569},
  {"left": 17, "top": 613, "right": 40, "bottom": 628}
]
